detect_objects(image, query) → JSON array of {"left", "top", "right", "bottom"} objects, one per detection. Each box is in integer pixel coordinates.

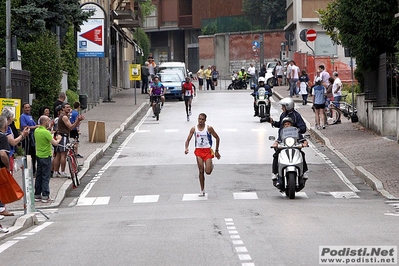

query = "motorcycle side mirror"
[{"left": 269, "top": 136, "right": 276, "bottom": 141}]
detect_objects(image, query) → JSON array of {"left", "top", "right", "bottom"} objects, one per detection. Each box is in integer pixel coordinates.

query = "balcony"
[{"left": 112, "top": 0, "right": 142, "bottom": 28}]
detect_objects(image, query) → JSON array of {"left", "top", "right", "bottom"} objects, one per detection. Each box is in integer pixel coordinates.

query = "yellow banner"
[
  {"left": 129, "top": 64, "right": 141, "bottom": 81},
  {"left": 0, "top": 98, "right": 21, "bottom": 129}
]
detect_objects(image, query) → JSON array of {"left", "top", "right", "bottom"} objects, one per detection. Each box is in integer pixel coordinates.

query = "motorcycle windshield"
[
  {"left": 258, "top": 88, "right": 266, "bottom": 97},
  {"left": 280, "top": 127, "right": 299, "bottom": 140}
]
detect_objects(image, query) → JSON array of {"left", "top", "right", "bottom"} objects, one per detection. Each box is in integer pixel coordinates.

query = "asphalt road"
[{"left": 1, "top": 91, "right": 398, "bottom": 266}]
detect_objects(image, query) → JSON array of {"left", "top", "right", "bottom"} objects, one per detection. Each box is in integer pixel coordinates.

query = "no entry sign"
[{"left": 306, "top": 29, "right": 317, "bottom": 42}]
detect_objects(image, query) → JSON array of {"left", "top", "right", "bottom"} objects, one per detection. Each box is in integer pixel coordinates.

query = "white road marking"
[
  {"left": 233, "top": 192, "right": 258, "bottom": 199},
  {"left": 133, "top": 195, "right": 160, "bottom": 203},
  {"left": 251, "top": 128, "right": 267, "bottom": 132},
  {"left": 182, "top": 193, "right": 208, "bottom": 201},
  {"left": 238, "top": 254, "right": 252, "bottom": 261},
  {"left": 0, "top": 241, "right": 18, "bottom": 254},
  {"left": 236, "top": 247, "right": 248, "bottom": 252},
  {"left": 29, "top": 222, "right": 53, "bottom": 233},
  {"left": 330, "top": 191, "right": 359, "bottom": 199}
]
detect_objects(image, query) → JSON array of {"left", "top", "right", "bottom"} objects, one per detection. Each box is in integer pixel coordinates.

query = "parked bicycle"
[
  {"left": 324, "top": 95, "right": 358, "bottom": 125},
  {"left": 66, "top": 141, "right": 81, "bottom": 188}
]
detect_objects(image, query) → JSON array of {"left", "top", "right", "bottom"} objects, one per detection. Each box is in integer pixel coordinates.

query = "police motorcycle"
[
  {"left": 251, "top": 77, "right": 271, "bottom": 122},
  {"left": 269, "top": 125, "right": 307, "bottom": 199}
]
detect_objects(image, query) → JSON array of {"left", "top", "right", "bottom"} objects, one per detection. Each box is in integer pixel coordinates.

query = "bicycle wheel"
[
  {"left": 326, "top": 107, "right": 340, "bottom": 125},
  {"left": 155, "top": 103, "right": 160, "bottom": 120},
  {"left": 67, "top": 156, "right": 80, "bottom": 188}
]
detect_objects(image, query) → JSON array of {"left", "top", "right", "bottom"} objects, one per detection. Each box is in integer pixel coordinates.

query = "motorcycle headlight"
[{"left": 285, "top": 137, "right": 295, "bottom": 147}]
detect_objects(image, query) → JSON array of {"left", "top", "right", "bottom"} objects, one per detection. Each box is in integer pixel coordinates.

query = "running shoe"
[
  {"left": 187, "top": 115, "right": 190, "bottom": 121},
  {"left": 0, "top": 225, "right": 9, "bottom": 233}
]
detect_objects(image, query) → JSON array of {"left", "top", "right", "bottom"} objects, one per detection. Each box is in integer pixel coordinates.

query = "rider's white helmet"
[
  {"left": 279, "top": 97, "right": 295, "bottom": 111},
  {"left": 258, "top": 77, "right": 266, "bottom": 83}
]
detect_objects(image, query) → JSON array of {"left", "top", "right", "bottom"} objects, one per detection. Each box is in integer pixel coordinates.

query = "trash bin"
[{"left": 79, "top": 94, "right": 87, "bottom": 110}]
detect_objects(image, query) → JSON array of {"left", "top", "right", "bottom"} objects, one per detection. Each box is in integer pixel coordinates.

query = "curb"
[
  {"left": 273, "top": 91, "right": 397, "bottom": 200},
  {"left": 2, "top": 101, "right": 148, "bottom": 239}
]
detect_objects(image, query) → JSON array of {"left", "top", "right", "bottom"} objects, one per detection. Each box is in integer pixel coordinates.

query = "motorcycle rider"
[
  {"left": 271, "top": 117, "right": 308, "bottom": 147},
  {"left": 237, "top": 67, "right": 248, "bottom": 89},
  {"left": 267, "top": 97, "right": 308, "bottom": 187},
  {"left": 251, "top": 77, "right": 273, "bottom": 117}
]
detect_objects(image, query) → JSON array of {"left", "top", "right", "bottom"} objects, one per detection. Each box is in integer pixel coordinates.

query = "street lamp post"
[{"left": 6, "top": 0, "right": 12, "bottom": 98}]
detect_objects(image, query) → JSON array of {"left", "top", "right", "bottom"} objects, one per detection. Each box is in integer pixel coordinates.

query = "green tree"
[
  {"left": 318, "top": 0, "right": 399, "bottom": 72},
  {"left": 242, "top": 0, "right": 286, "bottom": 29},
  {"left": 20, "top": 31, "right": 62, "bottom": 118},
  {"left": 12, "top": 0, "right": 92, "bottom": 42},
  {"left": 61, "top": 26, "right": 78, "bottom": 92},
  {"left": 134, "top": 28, "right": 150, "bottom": 65}
]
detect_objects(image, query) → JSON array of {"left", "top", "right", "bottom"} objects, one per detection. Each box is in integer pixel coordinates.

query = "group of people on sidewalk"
[
  {"left": 0, "top": 92, "right": 85, "bottom": 233},
  {"left": 196, "top": 65, "right": 219, "bottom": 91}
]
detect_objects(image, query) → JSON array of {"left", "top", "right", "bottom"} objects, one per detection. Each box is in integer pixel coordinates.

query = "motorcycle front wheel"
[
  {"left": 285, "top": 172, "right": 296, "bottom": 199},
  {"left": 227, "top": 84, "right": 234, "bottom": 90}
]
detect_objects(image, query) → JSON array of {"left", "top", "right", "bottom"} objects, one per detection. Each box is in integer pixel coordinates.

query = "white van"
[{"left": 157, "top": 62, "right": 188, "bottom": 78}]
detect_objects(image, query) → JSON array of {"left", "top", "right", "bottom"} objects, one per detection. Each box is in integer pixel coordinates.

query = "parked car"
[
  {"left": 158, "top": 70, "right": 184, "bottom": 101},
  {"left": 157, "top": 62, "right": 188, "bottom": 79}
]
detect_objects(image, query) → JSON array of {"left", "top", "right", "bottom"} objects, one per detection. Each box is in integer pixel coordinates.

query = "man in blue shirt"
[{"left": 20, "top": 103, "right": 39, "bottom": 176}]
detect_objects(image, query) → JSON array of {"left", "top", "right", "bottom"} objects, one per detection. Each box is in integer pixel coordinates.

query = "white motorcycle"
[
  {"left": 270, "top": 127, "right": 306, "bottom": 199},
  {"left": 254, "top": 87, "right": 271, "bottom": 122}
]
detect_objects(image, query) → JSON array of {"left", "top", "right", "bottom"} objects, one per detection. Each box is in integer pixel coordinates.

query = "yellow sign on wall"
[
  {"left": 129, "top": 64, "right": 141, "bottom": 81},
  {"left": 0, "top": 98, "right": 21, "bottom": 129}
]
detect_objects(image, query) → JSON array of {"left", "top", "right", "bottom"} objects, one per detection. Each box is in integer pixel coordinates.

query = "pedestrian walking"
[
  {"left": 182, "top": 77, "right": 196, "bottom": 121},
  {"left": 34, "top": 115, "right": 62, "bottom": 203},
  {"left": 196, "top": 65, "right": 204, "bottom": 91},
  {"left": 184, "top": 113, "right": 221, "bottom": 197},
  {"left": 275, "top": 61, "right": 284, "bottom": 86},
  {"left": 311, "top": 77, "right": 326, "bottom": 129}
]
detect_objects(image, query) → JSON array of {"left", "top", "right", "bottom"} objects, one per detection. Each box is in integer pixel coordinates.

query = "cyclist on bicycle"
[{"left": 149, "top": 75, "right": 165, "bottom": 118}]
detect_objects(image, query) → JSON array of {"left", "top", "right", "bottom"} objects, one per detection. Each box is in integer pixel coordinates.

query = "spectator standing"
[
  {"left": 312, "top": 77, "right": 326, "bottom": 129},
  {"left": 2, "top": 108, "right": 29, "bottom": 174},
  {"left": 325, "top": 77, "right": 335, "bottom": 105},
  {"left": 275, "top": 61, "right": 284, "bottom": 86},
  {"left": 286, "top": 62, "right": 292, "bottom": 91},
  {"left": 141, "top": 62, "right": 150, "bottom": 94},
  {"left": 211, "top": 66, "right": 219, "bottom": 88},
  {"left": 196, "top": 65, "right": 205, "bottom": 91},
  {"left": 53, "top": 92, "right": 65, "bottom": 118},
  {"left": 289, "top": 61, "right": 300, "bottom": 97},
  {"left": 148, "top": 57, "right": 156, "bottom": 80},
  {"left": 20, "top": 103, "right": 39, "bottom": 177},
  {"left": 298, "top": 69, "right": 310, "bottom": 105},
  {"left": 259, "top": 64, "right": 267, "bottom": 78},
  {"left": 204, "top": 65, "right": 213, "bottom": 90},
  {"left": 319, "top": 65, "right": 330, "bottom": 89},
  {"left": 69, "top": 102, "right": 83, "bottom": 158},
  {"left": 247, "top": 63, "right": 256, "bottom": 88},
  {"left": 53, "top": 103, "right": 84, "bottom": 178},
  {"left": 0, "top": 116, "right": 12, "bottom": 231},
  {"left": 332, "top": 71, "right": 343, "bottom": 106},
  {"left": 34, "top": 116, "right": 62, "bottom": 203}
]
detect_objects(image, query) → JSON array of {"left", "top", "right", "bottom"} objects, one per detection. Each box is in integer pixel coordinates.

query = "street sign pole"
[{"left": 5, "top": 0, "right": 11, "bottom": 98}]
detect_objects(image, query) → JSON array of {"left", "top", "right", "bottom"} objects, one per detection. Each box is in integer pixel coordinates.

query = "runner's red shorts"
[{"left": 194, "top": 148, "right": 214, "bottom": 161}]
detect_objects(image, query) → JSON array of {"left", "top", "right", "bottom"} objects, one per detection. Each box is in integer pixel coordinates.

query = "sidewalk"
[{"left": 2, "top": 83, "right": 398, "bottom": 238}]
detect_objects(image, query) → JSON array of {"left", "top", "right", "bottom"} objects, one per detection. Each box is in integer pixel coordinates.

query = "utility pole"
[{"left": 6, "top": 0, "right": 12, "bottom": 98}]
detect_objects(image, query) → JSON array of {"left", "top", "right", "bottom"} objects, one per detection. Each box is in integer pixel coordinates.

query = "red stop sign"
[{"left": 306, "top": 29, "right": 317, "bottom": 42}]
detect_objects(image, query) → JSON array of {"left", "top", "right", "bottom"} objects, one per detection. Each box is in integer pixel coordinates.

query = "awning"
[{"left": 112, "top": 24, "right": 143, "bottom": 55}]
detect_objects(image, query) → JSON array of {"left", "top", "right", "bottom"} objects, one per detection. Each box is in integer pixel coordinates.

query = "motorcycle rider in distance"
[
  {"left": 266, "top": 97, "right": 308, "bottom": 187},
  {"left": 237, "top": 67, "right": 248, "bottom": 89},
  {"left": 149, "top": 75, "right": 165, "bottom": 118},
  {"left": 251, "top": 77, "right": 273, "bottom": 117}
]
